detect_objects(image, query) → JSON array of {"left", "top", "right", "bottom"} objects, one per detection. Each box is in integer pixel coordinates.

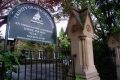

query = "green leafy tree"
[
  {"left": 58, "top": 27, "right": 70, "bottom": 59},
  {"left": 0, "top": 51, "right": 19, "bottom": 79},
  {"left": 15, "top": 40, "right": 55, "bottom": 59},
  {"left": 58, "top": 27, "right": 70, "bottom": 48},
  {"left": 44, "top": 44, "right": 54, "bottom": 59},
  {"left": 15, "top": 40, "right": 44, "bottom": 53}
]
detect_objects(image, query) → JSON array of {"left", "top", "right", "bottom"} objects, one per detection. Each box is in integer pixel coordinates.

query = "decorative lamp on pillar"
[{"left": 66, "top": 7, "right": 100, "bottom": 80}]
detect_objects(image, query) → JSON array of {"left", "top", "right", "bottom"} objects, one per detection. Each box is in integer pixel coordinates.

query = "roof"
[
  {"left": 108, "top": 32, "right": 120, "bottom": 42},
  {"left": 66, "top": 7, "right": 94, "bottom": 34},
  {"left": 71, "top": 7, "right": 90, "bottom": 29}
]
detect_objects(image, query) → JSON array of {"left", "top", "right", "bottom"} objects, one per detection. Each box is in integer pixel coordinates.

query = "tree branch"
[{"left": 0, "top": 0, "right": 14, "bottom": 10}]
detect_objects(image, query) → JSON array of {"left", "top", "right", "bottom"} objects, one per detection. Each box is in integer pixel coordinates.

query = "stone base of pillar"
[
  {"left": 117, "top": 66, "right": 120, "bottom": 80},
  {"left": 79, "top": 71, "right": 100, "bottom": 80},
  {"left": 85, "top": 72, "right": 100, "bottom": 80}
]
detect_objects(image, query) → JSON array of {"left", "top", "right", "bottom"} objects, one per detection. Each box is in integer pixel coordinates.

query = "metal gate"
[
  {"left": 0, "top": 49, "right": 75, "bottom": 80},
  {"left": 0, "top": 61, "right": 5, "bottom": 80}
]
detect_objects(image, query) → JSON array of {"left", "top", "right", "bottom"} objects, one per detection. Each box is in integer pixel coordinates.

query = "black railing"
[
  {"left": 1, "top": 49, "right": 76, "bottom": 80},
  {"left": 0, "top": 61, "right": 4, "bottom": 80}
]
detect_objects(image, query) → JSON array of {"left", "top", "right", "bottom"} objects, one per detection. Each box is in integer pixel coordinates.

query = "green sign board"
[{"left": 8, "top": 3, "right": 57, "bottom": 44}]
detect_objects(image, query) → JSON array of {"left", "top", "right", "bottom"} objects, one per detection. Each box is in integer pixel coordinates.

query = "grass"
[{"left": 75, "top": 75, "right": 85, "bottom": 80}]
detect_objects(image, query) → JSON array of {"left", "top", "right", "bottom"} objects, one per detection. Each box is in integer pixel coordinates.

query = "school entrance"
[
  {"left": 0, "top": 3, "right": 76, "bottom": 80},
  {"left": 0, "top": 48, "right": 76, "bottom": 80}
]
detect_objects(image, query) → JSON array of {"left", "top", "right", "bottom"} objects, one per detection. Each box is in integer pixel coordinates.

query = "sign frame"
[
  {"left": 4, "top": 3, "right": 57, "bottom": 51},
  {"left": 8, "top": 3, "right": 57, "bottom": 43}
]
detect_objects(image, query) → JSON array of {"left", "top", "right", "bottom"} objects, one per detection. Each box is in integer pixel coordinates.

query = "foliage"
[
  {"left": 0, "top": 51, "right": 19, "bottom": 79},
  {"left": 58, "top": 28, "right": 70, "bottom": 59},
  {"left": 15, "top": 40, "right": 55, "bottom": 59},
  {"left": 44, "top": 44, "right": 54, "bottom": 59},
  {"left": 15, "top": 40, "right": 44, "bottom": 53},
  {"left": 75, "top": 75, "right": 85, "bottom": 80},
  {"left": 0, "top": 0, "right": 62, "bottom": 27},
  {"left": 58, "top": 27, "right": 70, "bottom": 48},
  {"left": 0, "top": 39, "right": 4, "bottom": 50},
  {"left": 63, "top": 0, "right": 120, "bottom": 39},
  {"left": 0, "top": 51, "right": 19, "bottom": 70}
]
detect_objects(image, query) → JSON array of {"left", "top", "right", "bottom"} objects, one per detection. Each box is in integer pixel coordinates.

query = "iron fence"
[
  {"left": 0, "top": 61, "right": 4, "bottom": 80},
  {"left": 0, "top": 49, "right": 76, "bottom": 80}
]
